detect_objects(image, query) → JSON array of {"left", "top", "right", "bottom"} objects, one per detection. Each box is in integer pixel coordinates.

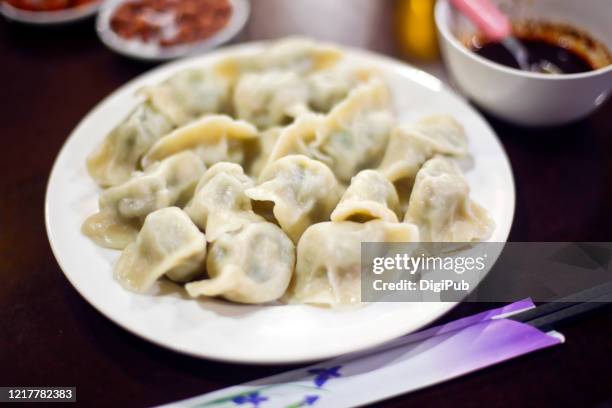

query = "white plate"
[
  {"left": 45, "top": 42, "right": 515, "bottom": 364},
  {"left": 1, "top": 1, "right": 100, "bottom": 25},
  {"left": 96, "top": 0, "right": 250, "bottom": 61}
]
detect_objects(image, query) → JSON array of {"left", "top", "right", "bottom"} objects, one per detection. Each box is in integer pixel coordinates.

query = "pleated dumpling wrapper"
[
  {"left": 306, "top": 66, "right": 377, "bottom": 113},
  {"left": 233, "top": 70, "right": 310, "bottom": 129},
  {"left": 184, "top": 162, "right": 264, "bottom": 242},
  {"left": 287, "top": 220, "right": 419, "bottom": 306},
  {"left": 115, "top": 207, "right": 207, "bottom": 293},
  {"left": 378, "top": 115, "right": 468, "bottom": 184},
  {"left": 141, "top": 115, "right": 258, "bottom": 169},
  {"left": 404, "top": 156, "right": 494, "bottom": 242},
  {"left": 139, "top": 68, "right": 231, "bottom": 127},
  {"left": 233, "top": 65, "right": 379, "bottom": 130},
  {"left": 186, "top": 221, "right": 295, "bottom": 304},
  {"left": 83, "top": 151, "right": 205, "bottom": 250},
  {"left": 247, "top": 127, "right": 283, "bottom": 178},
  {"left": 214, "top": 37, "right": 343, "bottom": 82},
  {"left": 267, "top": 78, "right": 394, "bottom": 183},
  {"left": 245, "top": 155, "right": 343, "bottom": 243},
  {"left": 331, "top": 169, "right": 401, "bottom": 223},
  {"left": 87, "top": 102, "right": 173, "bottom": 187},
  {"left": 88, "top": 67, "right": 231, "bottom": 188}
]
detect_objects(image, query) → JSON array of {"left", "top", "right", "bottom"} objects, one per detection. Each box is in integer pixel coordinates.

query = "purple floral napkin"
[{"left": 161, "top": 299, "right": 563, "bottom": 408}]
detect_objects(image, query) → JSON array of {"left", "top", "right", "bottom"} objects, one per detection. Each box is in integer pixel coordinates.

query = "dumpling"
[
  {"left": 404, "top": 157, "right": 494, "bottom": 242},
  {"left": 141, "top": 115, "right": 258, "bottom": 168},
  {"left": 245, "top": 155, "right": 343, "bottom": 243},
  {"left": 253, "top": 37, "right": 342, "bottom": 73},
  {"left": 287, "top": 220, "right": 420, "bottom": 305},
  {"left": 115, "top": 207, "right": 207, "bottom": 293},
  {"left": 331, "top": 170, "right": 401, "bottom": 223},
  {"left": 185, "top": 222, "right": 295, "bottom": 304},
  {"left": 233, "top": 70, "right": 310, "bottom": 129},
  {"left": 87, "top": 66, "right": 234, "bottom": 188},
  {"left": 378, "top": 115, "right": 468, "bottom": 184},
  {"left": 87, "top": 66, "right": 234, "bottom": 187},
  {"left": 306, "top": 66, "right": 377, "bottom": 113},
  {"left": 87, "top": 102, "right": 174, "bottom": 187},
  {"left": 184, "top": 162, "right": 262, "bottom": 241},
  {"left": 139, "top": 68, "right": 231, "bottom": 127},
  {"left": 82, "top": 151, "right": 205, "bottom": 249},
  {"left": 313, "top": 78, "right": 393, "bottom": 181},
  {"left": 215, "top": 37, "right": 343, "bottom": 81},
  {"left": 247, "top": 127, "right": 283, "bottom": 178},
  {"left": 267, "top": 78, "right": 394, "bottom": 183},
  {"left": 265, "top": 113, "right": 324, "bottom": 163},
  {"left": 231, "top": 62, "right": 375, "bottom": 130}
]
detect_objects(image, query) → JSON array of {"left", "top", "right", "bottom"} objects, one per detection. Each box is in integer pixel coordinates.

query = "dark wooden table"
[{"left": 1, "top": 17, "right": 612, "bottom": 408}]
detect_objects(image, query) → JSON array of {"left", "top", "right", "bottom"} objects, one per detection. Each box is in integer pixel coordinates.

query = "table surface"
[{"left": 1, "top": 14, "right": 612, "bottom": 408}]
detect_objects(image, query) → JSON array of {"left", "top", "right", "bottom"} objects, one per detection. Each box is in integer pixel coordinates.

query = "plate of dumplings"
[{"left": 45, "top": 38, "right": 515, "bottom": 363}]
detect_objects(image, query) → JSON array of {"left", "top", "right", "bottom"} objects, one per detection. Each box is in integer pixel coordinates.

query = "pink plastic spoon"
[{"left": 450, "top": 0, "right": 560, "bottom": 73}]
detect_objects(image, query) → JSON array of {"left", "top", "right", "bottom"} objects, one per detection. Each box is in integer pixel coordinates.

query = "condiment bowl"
[
  {"left": 1, "top": 1, "right": 101, "bottom": 25},
  {"left": 96, "top": 0, "right": 250, "bottom": 61},
  {"left": 435, "top": 0, "right": 612, "bottom": 126}
]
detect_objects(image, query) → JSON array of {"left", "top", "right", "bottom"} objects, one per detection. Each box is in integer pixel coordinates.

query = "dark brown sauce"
[
  {"left": 467, "top": 20, "right": 612, "bottom": 74},
  {"left": 475, "top": 39, "right": 593, "bottom": 74}
]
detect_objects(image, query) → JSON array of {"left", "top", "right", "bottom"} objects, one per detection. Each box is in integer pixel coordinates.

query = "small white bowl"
[
  {"left": 435, "top": 0, "right": 612, "bottom": 127},
  {"left": 96, "top": 0, "right": 250, "bottom": 61},
  {"left": 1, "top": 1, "right": 101, "bottom": 25}
]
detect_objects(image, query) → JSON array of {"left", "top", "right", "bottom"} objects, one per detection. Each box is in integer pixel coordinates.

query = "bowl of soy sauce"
[{"left": 435, "top": 0, "right": 612, "bottom": 127}]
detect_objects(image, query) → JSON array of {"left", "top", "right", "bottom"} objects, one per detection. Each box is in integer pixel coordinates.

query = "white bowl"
[
  {"left": 435, "top": 0, "right": 612, "bottom": 127},
  {"left": 96, "top": 0, "right": 250, "bottom": 61}
]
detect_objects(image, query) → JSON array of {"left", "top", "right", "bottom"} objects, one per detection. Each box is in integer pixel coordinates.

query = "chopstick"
[{"left": 509, "top": 281, "right": 612, "bottom": 330}]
